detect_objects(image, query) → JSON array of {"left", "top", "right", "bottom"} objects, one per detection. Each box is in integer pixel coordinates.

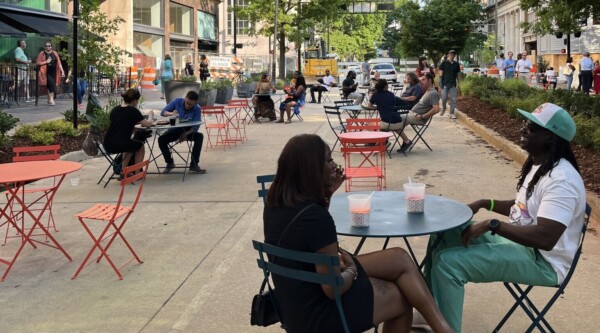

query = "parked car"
[{"left": 370, "top": 63, "right": 397, "bottom": 82}]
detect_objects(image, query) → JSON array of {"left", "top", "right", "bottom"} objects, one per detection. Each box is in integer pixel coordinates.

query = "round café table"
[
  {"left": 0, "top": 160, "right": 82, "bottom": 281},
  {"left": 329, "top": 191, "right": 473, "bottom": 267}
]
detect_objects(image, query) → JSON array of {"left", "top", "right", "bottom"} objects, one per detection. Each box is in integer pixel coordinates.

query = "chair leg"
[{"left": 73, "top": 217, "right": 125, "bottom": 280}]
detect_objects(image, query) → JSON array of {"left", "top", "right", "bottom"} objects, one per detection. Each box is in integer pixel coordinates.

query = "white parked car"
[{"left": 370, "top": 63, "right": 397, "bottom": 82}]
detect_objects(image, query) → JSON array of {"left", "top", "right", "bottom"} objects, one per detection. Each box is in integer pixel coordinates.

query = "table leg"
[
  {"left": 1, "top": 178, "right": 71, "bottom": 281},
  {"left": 352, "top": 237, "right": 367, "bottom": 256}
]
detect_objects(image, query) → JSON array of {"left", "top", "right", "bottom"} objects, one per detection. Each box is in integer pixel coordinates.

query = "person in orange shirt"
[{"left": 36, "top": 41, "right": 64, "bottom": 106}]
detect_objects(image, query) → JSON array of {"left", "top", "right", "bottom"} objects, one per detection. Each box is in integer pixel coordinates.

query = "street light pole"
[
  {"left": 272, "top": 0, "right": 278, "bottom": 82},
  {"left": 233, "top": 0, "right": 237, "bottom": 55},
  {"left": 72, "top": 0, "right": 79, "bottom": 129}
]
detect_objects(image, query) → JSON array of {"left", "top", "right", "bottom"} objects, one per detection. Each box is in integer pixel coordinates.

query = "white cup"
[
  {"left": 403, "top": 183, "right": 426, "bottom": 213},
  {"left": 348, "top": 194, "right": 372, "bottom": 227},
  {"left": 70, "top": 176, "right": 80, "bottom": 187}
]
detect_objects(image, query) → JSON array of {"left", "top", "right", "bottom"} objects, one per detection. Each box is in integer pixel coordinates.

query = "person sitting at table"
[
  {"left": 158, "top": 90, "right": 205, "bottom": 174},
  {"left": 424, "top": 103, "right": 585, "bottom": 333},
  {"left": 278, "top": 75, "right": 306, "bottom": 124},
  {"left": 264, "top": 134, "right": 453, "bottom": 333},
  {"left": 103, "top": 88, "right": 154, "bottom": 175},
  {"left": 396, "top": 73, "right": 440, "bottom": 153},
  {"left": 342, "top": 70, "right": 364, "bottom": 105},
  {"left": 252, "top": 74, "right": 277, "bottom": 121},
  {"left": 395, "top": 72, "right": 423, "bottom": 110},
  {"left": 309, "top": 69, "right": 336, "bottom": 104},
  {"left": 368, "top": 79, "right": 404, "bottom": 133}
]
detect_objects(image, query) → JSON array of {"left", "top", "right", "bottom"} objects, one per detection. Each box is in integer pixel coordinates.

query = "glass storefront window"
[
  {"left": 133, "top": 0, "right": 163, "bottom": 28},
  {"left": 0, "top": 0, "right": 67, "bottom": 13},
  {"left": 198, "top": 11, "right": 216, "bottom": 40},
  {"left": 133, "top": 32, "right": 163, "bottom": 69},
  {"left": 170, "top": 41, "right": 194, "bottom": 77},
  {"left": 169, "top": 2, "right": 192, "bottom": 36}
]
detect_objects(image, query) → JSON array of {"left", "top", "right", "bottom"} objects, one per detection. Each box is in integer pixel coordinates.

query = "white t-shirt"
[
  {"left": 516, "top": 59, "right": 532, "bottom": 73},
  {"left": 495, "top": 58, "right": 505, "bottom": 70},
  {"left": 508, "top": 159, "right": 586, "bottom": 283},
  {"left": 545, "top": 70, "right": 556, "bottom": 82},
  {"left": 321, "top": 75, "right": 335, "bottom": 91}
]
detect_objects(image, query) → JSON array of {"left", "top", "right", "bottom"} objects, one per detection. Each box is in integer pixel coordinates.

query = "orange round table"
[
  {"left": 339, "top": 131, "right": 393, "bottom": 140},
  {"left": 0, "top": 160, "right": 82, "bottom": 281}
]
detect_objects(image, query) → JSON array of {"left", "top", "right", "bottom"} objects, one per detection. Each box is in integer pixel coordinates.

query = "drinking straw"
[{"left": 408, "top": 177, "right": 412, "bottom": 184}]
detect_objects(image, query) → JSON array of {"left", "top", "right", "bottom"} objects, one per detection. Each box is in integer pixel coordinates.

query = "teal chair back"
[
  {"left": 256, "top": 174, "right": 275, "bottom": 203},
  {"left": 252, "top": 240, "right": 350, "bottom": 333}
]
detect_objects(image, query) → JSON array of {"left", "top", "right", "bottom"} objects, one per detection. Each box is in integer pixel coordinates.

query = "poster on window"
[{"left": 198, "top": 11, "right": 216, "bottom": 41}]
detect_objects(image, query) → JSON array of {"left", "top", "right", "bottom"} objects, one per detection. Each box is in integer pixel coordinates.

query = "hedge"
[{"left": 459, "top": 76, "right": 600, "bottom": 152}]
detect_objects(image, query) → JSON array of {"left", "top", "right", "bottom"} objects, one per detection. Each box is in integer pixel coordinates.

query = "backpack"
[{"left": 82, "top": 125, "right": 101, "bottom": 156}]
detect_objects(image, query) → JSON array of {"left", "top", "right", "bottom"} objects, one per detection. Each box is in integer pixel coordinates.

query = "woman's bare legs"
[
  {"left": 133, "top": 146, "right": 145, "bottom": 174},
  {"left": 369, "top": 277, "right": 412, "bottom": 332},
  {"left": 121, "top": 152, "right": 133, "bottom": 176},
  {"left": 358, "top": 247, "right": 454, "bottom": 333},
  {"left": 285, "top": 102, "right": 295, "bottom": 122}
]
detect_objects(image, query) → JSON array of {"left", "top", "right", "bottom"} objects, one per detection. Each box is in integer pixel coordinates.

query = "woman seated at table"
[
  {"left": 103, "top": 88, "right": 153, "bottom": 174},
  {"left": 264, "top": 134, "right": 453, "bottom": 333},
  {"left": 396, "top": 72, "right": 423, "bottom": 110},
  {"left": 252, "top": 74, "right": 277, "bottom": 121},
  {"left": 278, "top": 75, "right": 306, "bottom": 124},
  {"left": 369, "top": 79, "right": 405, "bottom": 133}
]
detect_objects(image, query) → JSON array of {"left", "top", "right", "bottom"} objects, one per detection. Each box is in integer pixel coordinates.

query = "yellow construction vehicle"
[{"left": 303, "top": 46, "right": 338, "bottom": 85}]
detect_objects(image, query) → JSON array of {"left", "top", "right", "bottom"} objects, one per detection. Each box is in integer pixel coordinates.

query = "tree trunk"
[{"left": 278, "top": 30, "right": 286, "bottom": 80}]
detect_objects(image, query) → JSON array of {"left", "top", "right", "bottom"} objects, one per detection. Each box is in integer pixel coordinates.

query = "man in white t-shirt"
[
  {"left": 425, "top": 103, "right": 586, "bottom": 332},
  {"left": 309, "top": 69, "right": 335, "bottom": 104},
  {"left": 516, "top": 51, "right": 533, "bottom": 85}
]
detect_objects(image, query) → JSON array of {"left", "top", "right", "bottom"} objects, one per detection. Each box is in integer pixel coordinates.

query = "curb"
[
  {"left": 60, "top": 150, "right": 96, "bottom": 162},
  {"left": 456, "top": 110, "right": 600, "bottom": 224}
]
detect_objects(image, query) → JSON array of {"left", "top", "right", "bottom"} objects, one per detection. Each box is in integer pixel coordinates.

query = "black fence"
[{"left": 0, "top": 64, "right": 141, "bottom": 108}]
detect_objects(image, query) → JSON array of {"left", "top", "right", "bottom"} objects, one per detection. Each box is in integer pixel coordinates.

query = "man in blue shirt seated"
[{"left": 159, "top": 90, "right": 205, "bottom": 174}]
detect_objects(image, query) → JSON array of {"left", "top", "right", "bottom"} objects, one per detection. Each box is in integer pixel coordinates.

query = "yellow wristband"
[{"left": 488, "top": 199, "right": 495, "bottom": 211}]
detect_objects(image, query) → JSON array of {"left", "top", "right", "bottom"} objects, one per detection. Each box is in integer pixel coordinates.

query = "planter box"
[
  {"left": 215, "top": 86, "right": 234, "bottom": 104},
  {"left": 236, "top": 82, "right": 257, "bottom": 98},
  {"left": 164, "top": 80, "right": 201, "bottom": 103},
  {"left": 199, "top": 89, "right": 217, "bottom": 106}
]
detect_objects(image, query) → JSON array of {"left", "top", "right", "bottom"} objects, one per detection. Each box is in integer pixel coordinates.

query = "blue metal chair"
[
  {"left": 256, "top": 174, "right": 275, "bottom": 203},
  {"left": 252, "top": 240, "right": 350, "bottom": 333},
  {"left": 292, "top": 94, "right": 305, "bottom": 122},
  {"left": 493, "top": 203, "right": 592, "bottom": 333}
]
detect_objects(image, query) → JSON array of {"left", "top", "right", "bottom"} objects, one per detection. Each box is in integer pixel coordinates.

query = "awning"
[
  {"left": 0, "top": 20, "right": 25, "bottom": 37},
  {"left": 0, "top": 11, "right": 68, "bottom": 37}
]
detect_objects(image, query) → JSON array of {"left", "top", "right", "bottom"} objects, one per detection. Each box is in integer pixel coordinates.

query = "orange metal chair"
[
  {"left": 3, "top": 145, "right": 60, "bottom": 245},
  {"left": 72, "top": 160, "right": 149, "bottom": 280},
  {"left": 227, "top": 99, "right": 250, "bottom": 140},
  {"left": 202, "top": 105, "right": 232, "bottom": 150},
  {"left": 345, "top": 118, "right": 381, "bottom": 132},
  {"left": 340, "top": 135, "right": 387, "bottom": 192}
]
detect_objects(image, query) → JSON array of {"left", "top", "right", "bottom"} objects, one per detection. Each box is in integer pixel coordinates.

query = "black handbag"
[
  {"left": 250, "top": 204, "right": 316, "bottom": 327},
  {"left": 250, "top": 279, "right": 279, "bottom": 326}
]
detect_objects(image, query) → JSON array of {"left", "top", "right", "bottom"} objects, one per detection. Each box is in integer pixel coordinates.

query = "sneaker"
[
  {"left": 309, "top": 100, "right": 317, "bottom": 104},
  {"left": 163, "top": 162, "right": 175, "bottom": 174},
  {"left": 440, "top": 109, "right": 445, "bottom": 116},
  {"left": 25, "top": 98, "right": 35, "bottom": 103},
  {"left": 189, "top": 165, "right": 207, "bottom": 174},
  {"left": 450, "top": 114, "right": 457, "bottom": 119},
  {"left": 397, "top": 140, "right": 412, "bottom": 153}
]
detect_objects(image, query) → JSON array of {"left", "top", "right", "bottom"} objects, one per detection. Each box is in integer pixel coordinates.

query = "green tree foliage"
[
  {"left": 519, "top": 0, "right": 600, "bottom": 35},
  {"left": 56, "top": 0, "right": 128, "bottom": 77},
  {"left": 235, "top": 0, "right": 348, "bottom": 78},
  {"left": 388, "top": 0, "right": 484, "bottom": 67},
  {"left": 329, "top": 13, "right": 387, "bottom": 60}
]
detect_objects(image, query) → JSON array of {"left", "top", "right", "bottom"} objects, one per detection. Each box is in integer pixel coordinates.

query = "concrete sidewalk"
[{"left": 0, "top": 93, "right": 598, "bottom": 332}]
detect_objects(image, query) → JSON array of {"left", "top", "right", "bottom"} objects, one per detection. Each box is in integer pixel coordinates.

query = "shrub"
[
  {"left": 179, "top": 75, "right": 198, "bottom": 82},
  {"left": 573, "top": 115, "right": 600, "bottom": 150},
  {"left": 14, "top": 120, "right": 88, "bottom": 145},
  {"left": 0, "top": 109, "right": 19, "bottom": 147}
]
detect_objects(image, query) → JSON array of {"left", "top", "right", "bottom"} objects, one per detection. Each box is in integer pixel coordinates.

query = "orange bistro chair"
[
  {"left": 3, "top": 145, "right": 61, "bottom": 245},
  {"left": 202, "top": 105, "right": 231, "bottom": 150},
  {"left": 72, "top": 160, "right": 149, "bottom": 280},
  {"left": 340, "top": 134, "right": 387, "bottom": 192},
  {"left": 345, "top": 118, "right": 381, "bottom": 132},
  {"left": 227, "top": 99, "right": 250, "bottom": 140}
]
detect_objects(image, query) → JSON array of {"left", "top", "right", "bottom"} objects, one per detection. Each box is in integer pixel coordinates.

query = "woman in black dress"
[
  {"left": 253, "top": 74, "right": 277, "bottom": 121},
  {"left": 199, "top": 54, "right": 209, "bottom": 82},
  {"left": 103, "top": 89, "right": 154, "bottom": 173},
  {"left": 264, "top": 134, "right": 453, "bottom": 333}
]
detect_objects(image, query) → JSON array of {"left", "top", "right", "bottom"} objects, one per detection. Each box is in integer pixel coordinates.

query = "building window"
[
  {"left": 169, "top": 2, "right": 192, "bottom": 36},
  {"left": 227, "top": 0, "right": 252, "bottom": 36},
  {"left": 0, "top": 0, "right": 67, "bottom": 13},
  {"left": 198, "top": 11, "right": 216, "bottom": 40},
  {"left": 133, "top": 32, "right": 163, "bottom": 69},
  {"left": 133, "top": 0, "right": 163, "bottom": 28}
]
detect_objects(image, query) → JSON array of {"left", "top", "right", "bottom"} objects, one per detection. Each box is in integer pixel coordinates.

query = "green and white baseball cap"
[{"left": 518, "top": 103, "right": 576, "bottom": 142}]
